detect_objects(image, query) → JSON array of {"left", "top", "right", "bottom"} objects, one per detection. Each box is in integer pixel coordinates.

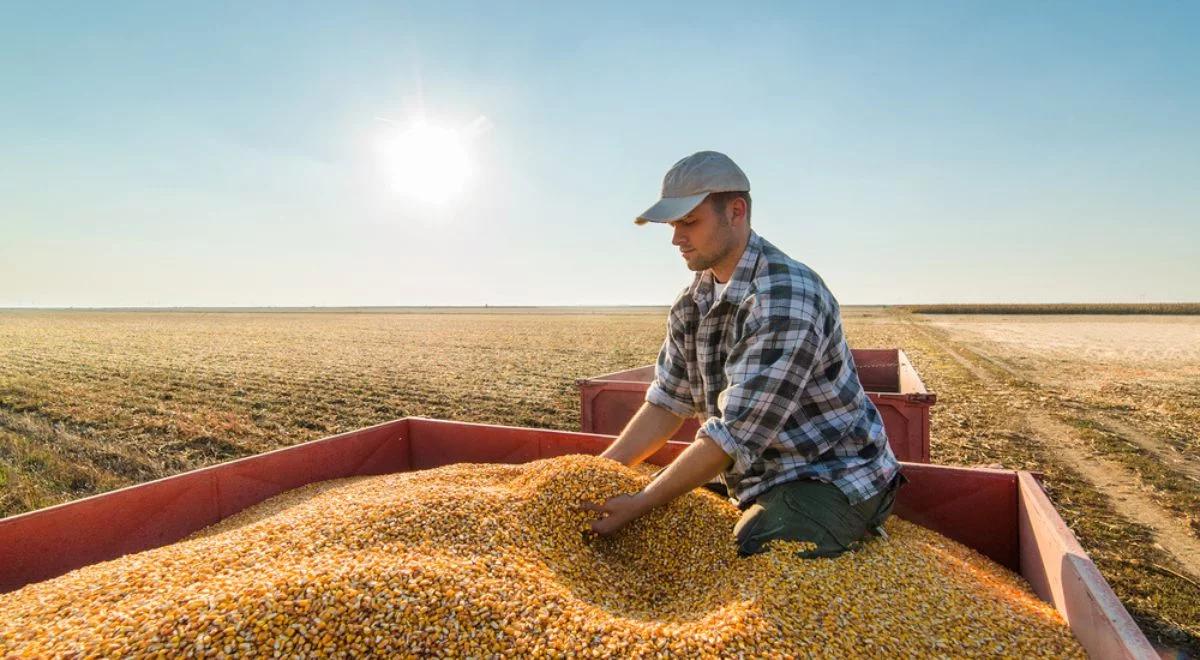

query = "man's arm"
[
  {"left": 584, "top": 300, "right": 829, "bottom": 537},
  {"left": 585, "top": 433, "right": 732, "bottom": 536},
  {"left": 599, "top": 401, "right": 687, "bottom": 467},
  {"left": 587, "top": 295, "right": 700, "bottom": 534},
  {"left": 700, "top": 307, "right": 827, "bottom": 477}
]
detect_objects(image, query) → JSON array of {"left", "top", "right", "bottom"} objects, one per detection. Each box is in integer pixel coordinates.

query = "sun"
[{"left": 378, "top": 119, "right": 472, "bottom": 205}]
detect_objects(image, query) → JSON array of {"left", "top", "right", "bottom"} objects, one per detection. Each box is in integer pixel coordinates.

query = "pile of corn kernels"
[{"left": 0, "top": 455, "right": 1084, "bottom": 658}]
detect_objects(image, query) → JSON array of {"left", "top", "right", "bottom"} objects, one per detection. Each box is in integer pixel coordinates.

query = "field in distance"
[
  {"left": 901, "top": 302, "right": 1200, "bottom": 315},
  {"left": 0, "top": 306, "right": 672, "bottom": 315},
  {"left": 0, "top": 307, "right": 1196, "bottom": 652}
]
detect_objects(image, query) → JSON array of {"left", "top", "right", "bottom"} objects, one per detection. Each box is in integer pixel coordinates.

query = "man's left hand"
[{"left": 579, "top": 493, "right": 650, "bottom": 537}]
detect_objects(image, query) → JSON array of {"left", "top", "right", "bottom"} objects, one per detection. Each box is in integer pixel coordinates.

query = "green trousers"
[{"left": 732, "top": 475, "right": 903, "bottom": 558}]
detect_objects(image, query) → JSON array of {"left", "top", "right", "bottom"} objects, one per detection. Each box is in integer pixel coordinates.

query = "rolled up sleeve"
[
  {"left": 644, "top": 311, "right": 696, "bottom": 419},
  {"left": 700, "top": 312, "right": 827, "bottom": 475}
]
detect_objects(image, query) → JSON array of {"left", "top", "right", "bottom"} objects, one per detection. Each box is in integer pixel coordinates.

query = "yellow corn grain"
[{"left": 0, "top": 455, "right": 1084, "bottom": 658}]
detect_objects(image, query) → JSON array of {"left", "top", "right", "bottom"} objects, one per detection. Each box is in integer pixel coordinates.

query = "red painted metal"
[
  {"left": 0, "top": 419, "right": 410, "bottom": 594},
  {"left": 1016, "top": 473, "right": 1156, "bottom": 659},
  {"left": 889, "top": 463, "right": 1020, "bottom": 571},
  {"left": 0, "top": 418, "right": 1153, "bottom": 658},
  {"left": 577, "top": 348, "right": 936, "bottom": 462}
]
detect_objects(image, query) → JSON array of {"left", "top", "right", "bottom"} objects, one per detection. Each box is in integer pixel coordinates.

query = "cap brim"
[{"left": 634, "top": 192, "right": 709, "bottom": 225}]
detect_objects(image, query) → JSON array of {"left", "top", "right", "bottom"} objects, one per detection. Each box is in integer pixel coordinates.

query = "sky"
[{"left": 2, "top": 1, "right": 1197, "bottom": 307}]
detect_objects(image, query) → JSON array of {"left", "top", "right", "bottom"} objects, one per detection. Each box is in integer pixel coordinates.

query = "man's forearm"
[
  {"left": 638, "top": 433, "right": 732, "bottom": 510},
  {"left": 584, "top": 433, "right": 733, "bottom": 536},
  {"left": 599, "top": 402, "right": 686, "bottom": 466}
]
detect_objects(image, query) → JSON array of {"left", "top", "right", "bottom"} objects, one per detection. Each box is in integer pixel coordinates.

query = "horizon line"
[{"left": 3, "top": 301, "right": 1199, "bottom": 312}]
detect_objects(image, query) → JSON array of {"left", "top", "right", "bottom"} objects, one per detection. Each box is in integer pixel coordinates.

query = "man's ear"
[{"left": 730, "top": 197, "right": 749, "bottom": 227}]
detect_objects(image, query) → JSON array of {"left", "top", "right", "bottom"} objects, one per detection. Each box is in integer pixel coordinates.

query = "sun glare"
[{"left": 379, "top": 119, "right": 472, "bottom": 205}]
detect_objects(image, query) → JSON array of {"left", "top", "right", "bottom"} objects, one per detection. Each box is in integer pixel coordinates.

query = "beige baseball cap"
[{"left": 635, "top": 151, "right": 750, "bottom": 225}]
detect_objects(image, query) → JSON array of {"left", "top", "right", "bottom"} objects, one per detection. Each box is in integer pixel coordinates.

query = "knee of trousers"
[{"left": 732, "top": 481, "right": 877, "bottom": 558}]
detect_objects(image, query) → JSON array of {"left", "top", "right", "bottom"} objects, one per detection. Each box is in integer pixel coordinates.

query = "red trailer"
[
  {"left": 578, "top": 348, "right": 936, "bottom": 462},
  {"left": 0, "top": 418, "right": 1154, "bottom": 658}
]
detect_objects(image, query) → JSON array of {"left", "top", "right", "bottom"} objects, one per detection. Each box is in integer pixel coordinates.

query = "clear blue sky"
[{"left": 2, "top": 1, "right": 1197, "bottom": 307}]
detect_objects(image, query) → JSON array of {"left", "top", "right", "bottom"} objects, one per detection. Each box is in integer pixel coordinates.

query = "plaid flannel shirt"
[{"left": 645, "top": 231, "right": 899, "bottom": 507}]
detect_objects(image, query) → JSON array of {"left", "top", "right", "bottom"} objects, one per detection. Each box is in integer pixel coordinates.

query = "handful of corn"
[{"left": 0, "top": 455, "right": 1084, "bottom": 658}]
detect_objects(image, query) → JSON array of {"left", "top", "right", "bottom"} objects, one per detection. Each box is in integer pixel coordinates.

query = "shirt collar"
[{"left": 691, "top": 231, "right": 763, "bottom": 311}]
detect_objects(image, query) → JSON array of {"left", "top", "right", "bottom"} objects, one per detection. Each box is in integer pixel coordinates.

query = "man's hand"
[
  {"left": 580, "top": 492, "right": 651, "bottom": 537},
  {"left": 581, "top": 435, "right": 733, "bottom": 539},
  {"left": 580, "top": 436, "right": 729, "bottom": 540}
]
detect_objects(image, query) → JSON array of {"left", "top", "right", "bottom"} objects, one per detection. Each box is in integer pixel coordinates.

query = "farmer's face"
[{"left": 670, "top": 197, "right": 737, "bottom": 273}]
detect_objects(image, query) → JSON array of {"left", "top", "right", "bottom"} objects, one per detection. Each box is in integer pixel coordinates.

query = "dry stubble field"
[{"left": 0, "top": 308, "right": 1197, "bottom": 653}]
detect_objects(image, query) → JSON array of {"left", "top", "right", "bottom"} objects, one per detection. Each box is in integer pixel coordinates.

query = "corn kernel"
[{"left": 0, "top": 455, "right": 1084, "bottom": 657}]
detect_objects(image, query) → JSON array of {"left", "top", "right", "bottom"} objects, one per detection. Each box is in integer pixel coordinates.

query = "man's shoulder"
[
  {"left": 666, "top": 282, "right": 697, "bottom": 319},
  {"left": 668, "top": 281, "right": 693, "bottom": 305},
  {"left": 749, "top": 237, "right": 837, "bottom": 320}
]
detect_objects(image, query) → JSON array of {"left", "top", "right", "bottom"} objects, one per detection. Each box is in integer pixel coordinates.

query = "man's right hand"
[{"left": 579, "top": 493, "right": 653, "bottom": 537}]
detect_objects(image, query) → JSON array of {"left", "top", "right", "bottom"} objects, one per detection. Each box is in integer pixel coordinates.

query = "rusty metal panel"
[{"left": 853, "top": 348, "right": 903, "bottom": 392}]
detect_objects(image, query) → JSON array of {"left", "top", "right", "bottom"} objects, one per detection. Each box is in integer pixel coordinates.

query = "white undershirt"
[{"left": 713, "top": 278, "right": 729, "bottom": 301}]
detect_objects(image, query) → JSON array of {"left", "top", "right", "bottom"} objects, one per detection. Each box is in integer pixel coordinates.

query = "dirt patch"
[
  {"left": 1019, "top": 409, "right": 1200, "bottom": 579},
  {"left": 1094, "top": 413, "right": 1200, "bottom": 484},
  {"left": 915, "top": 317, "right": 1200, "bottom": 573},
  {"left": 921, "top": 315, "right": 1200, "bottom": 370}
]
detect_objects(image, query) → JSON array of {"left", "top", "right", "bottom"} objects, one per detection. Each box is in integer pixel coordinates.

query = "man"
[{"left": 583, "top": 151, "right": 903, "bottom": 558}]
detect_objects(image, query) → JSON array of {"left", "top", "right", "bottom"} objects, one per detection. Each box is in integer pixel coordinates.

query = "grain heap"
[{"left": 0, "top": 455, "right": 1084, "bottom": 658}]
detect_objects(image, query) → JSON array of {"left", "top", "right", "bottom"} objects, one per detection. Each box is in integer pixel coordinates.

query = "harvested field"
[
  {"left": 901, "top": 303, "right": 1200, "bottom": 315},
  {"left": 0, "top": 307, "right": 1197, "bottom": 653},
  {"left": 0, "top": 455, "right": 1082, "bottom": 658},
  {"left": 918, "top": 314, "right": 1200, "bottom": 537}
]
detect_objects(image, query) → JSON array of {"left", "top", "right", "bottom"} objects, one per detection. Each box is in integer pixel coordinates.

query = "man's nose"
[{"left": 671, "top": 224, "right": 686, "bottom": 246}]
